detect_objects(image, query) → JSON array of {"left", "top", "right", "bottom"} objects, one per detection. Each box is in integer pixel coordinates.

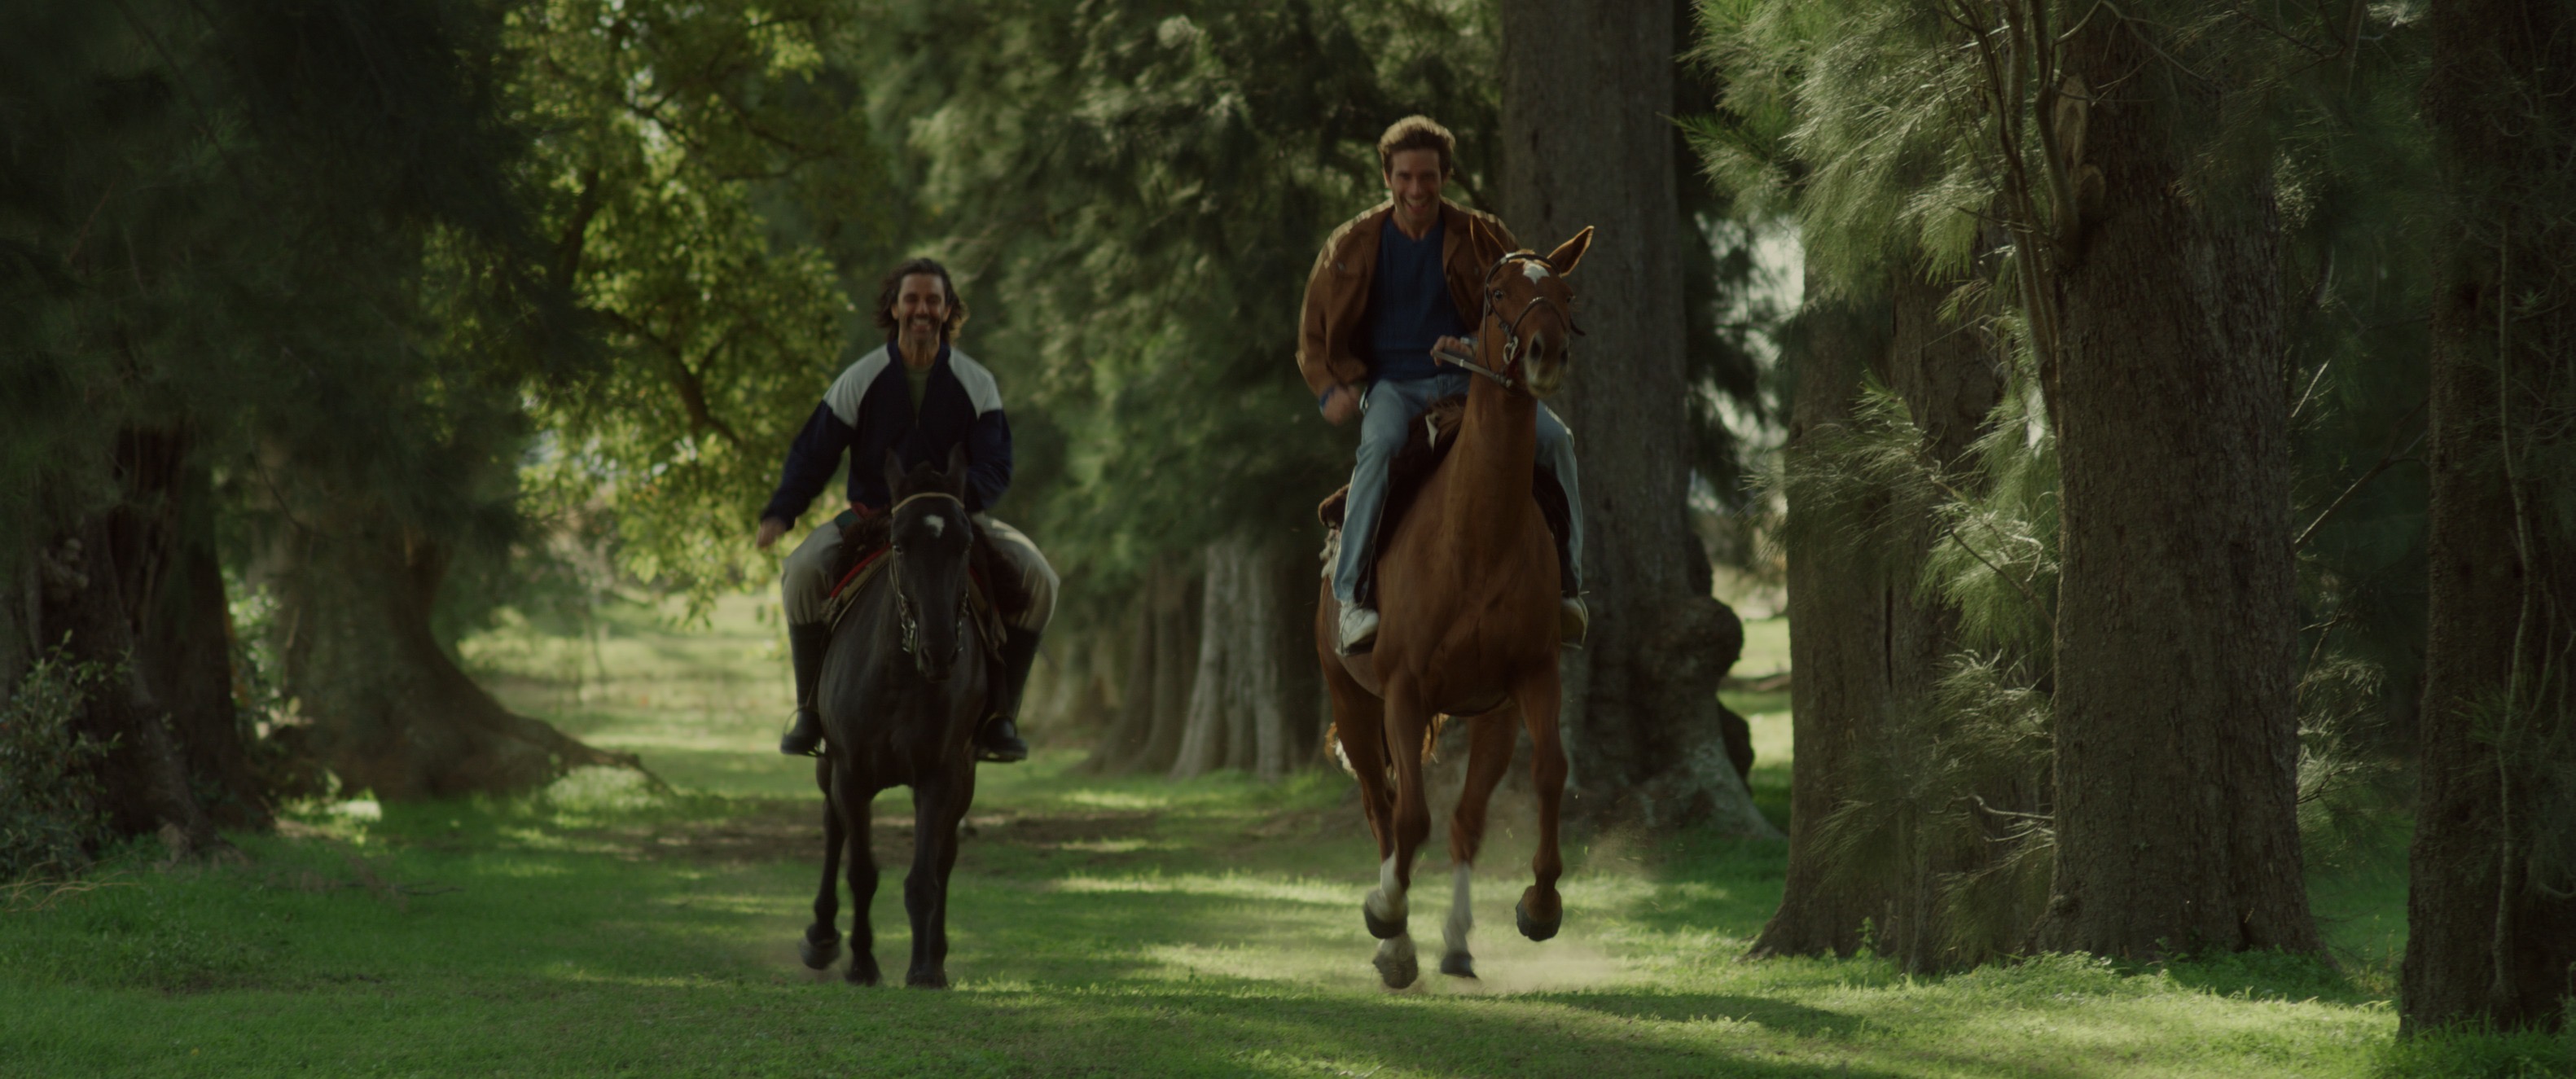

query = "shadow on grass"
[
  {"left": 2148, "top": 948, "right": 2389, "bottom": 1007},
  {"left": 1536, "top": 990, "right": 1863, "bottom": 1037}
]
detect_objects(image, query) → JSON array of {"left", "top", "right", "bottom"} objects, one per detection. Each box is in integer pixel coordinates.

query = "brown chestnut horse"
[{"left": 1315, "top": 222, "right": 1593, "bottom": 989}]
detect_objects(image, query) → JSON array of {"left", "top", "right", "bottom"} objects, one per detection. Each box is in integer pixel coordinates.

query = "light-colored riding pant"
[
  {"left": 1332, "top": 371, "right": 1583, "bottom": 606},
  {"left": 781, "top": 513, "right": 1058, "bottom": 632}
]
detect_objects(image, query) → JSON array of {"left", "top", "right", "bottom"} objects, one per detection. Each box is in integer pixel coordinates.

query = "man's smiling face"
[
  {"left": 891, "top": 272, "right": 950, "bottom": 362},
  {"left": 1383, "top": 147, "right": 1445, "bottom": 236}
]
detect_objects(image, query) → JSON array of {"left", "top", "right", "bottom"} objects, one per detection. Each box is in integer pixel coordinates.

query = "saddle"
[
  {"left": 818, "top": 508, "right": 1026, "bottom": 651},
  {"left": 1316, "top": 395, "right": 1575, "bottom": 606}
]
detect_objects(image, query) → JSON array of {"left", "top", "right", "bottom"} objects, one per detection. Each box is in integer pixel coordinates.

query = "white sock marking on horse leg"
[
  {"left": 1443, "top": 862, "right": 1473, "bottom": 958},
  {"left": 1367, "top": 853, "right": 1408, "bottom": 921}
]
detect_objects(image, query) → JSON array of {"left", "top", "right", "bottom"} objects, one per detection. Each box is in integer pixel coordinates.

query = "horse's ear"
[
  {"left": 1544, "top": 226, "right": 1595, "bottom": 277},
  {"left": 883, "top": 450, "right": 908, "bottom": 499},
  {"left": 944, "top": 445, "right": 969, "bottom": 496}
]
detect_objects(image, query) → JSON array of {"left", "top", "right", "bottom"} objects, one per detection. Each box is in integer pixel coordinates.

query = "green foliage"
[
  {"left": 872, "top": 0, "right": 1499, "bottom": 599},
  {"left": 2376, "top": 1024, "right": 2576, "bottom": 1079},
  {"left": 0, "top": 647, "right": 115, "bottom": 882},
  {"left": 508, "top": 0, "right": 899, "bottom": 611},
  {"left": 1696, "top": 2, "right": 2450, "bottom": 939}
]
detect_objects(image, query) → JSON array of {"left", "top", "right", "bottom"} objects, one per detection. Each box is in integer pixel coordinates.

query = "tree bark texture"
[
  {"left": 1079, "top": 559, "right": 1201, "bottom": 776},
  {"left": 1168, "top": 536, "right": 1312, "bottom": 781},
  {"left": 271, "top": 511, "right": 639, "bottom": 801},
  {"left": 1497, "top": 0, "right": 1772, "bottom": 834},
  {"left": 1752, "top": 272, "right": 2022, "bottom": 969},
  {"left": 1753, "top": 287, "right": 1895, "bottom": 960},
  {"left": 2403, "top": 0, "right": 2576, "bottom": 1034},
  {"left": 2028, "top": 23, "right": 2318, "bottom": 956},
  {"left": 15, "top": 428, "right": 260, "bottom": 859}
]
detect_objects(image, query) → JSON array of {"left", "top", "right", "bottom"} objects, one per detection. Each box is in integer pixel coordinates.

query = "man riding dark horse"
[
  {"left": 757, "top": 257, "right": 1058, "bottom": 762},
  {"left": 1299, "top": 115, "right": 1587, "bottom": 656}
]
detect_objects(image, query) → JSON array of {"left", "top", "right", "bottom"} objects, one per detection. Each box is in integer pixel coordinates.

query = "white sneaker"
[
  {"left": 1337, "top": 602, "right": 1380, "bottom": 654},
  {"left": 1560, "top": 596, "right": 1589, "bottom": 646}
]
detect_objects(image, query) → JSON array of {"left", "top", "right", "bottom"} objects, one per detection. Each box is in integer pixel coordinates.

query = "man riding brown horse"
[
  {"left": 1297, "top": 115, "right": 1587, "bottom": 656},
  {"left": 757, "top": 257, "right": 1058, "bottom": 762}
]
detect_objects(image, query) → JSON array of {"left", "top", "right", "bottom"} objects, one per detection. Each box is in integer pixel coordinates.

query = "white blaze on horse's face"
[
  {"left": 924, "top": 514, "right": 946, "bottom": 538},
  {"left": 1521, "top": 261, "right": 1551, "bottom": 284}
]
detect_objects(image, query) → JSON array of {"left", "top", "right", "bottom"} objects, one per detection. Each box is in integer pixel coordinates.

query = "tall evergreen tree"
[
  {"left": 0, "top": 0, "right": 618, "bottom": 836},
  {"left": 2404, "top": 0, "right": 2576, "bottom": 1033},
  {"left": 1497, "top": 0, "right": 1774, "bottom": 833}
]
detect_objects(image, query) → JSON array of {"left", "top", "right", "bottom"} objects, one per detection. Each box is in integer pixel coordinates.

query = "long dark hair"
[{"left": 873, "top": 257, "right": 968, "bottom": 340}]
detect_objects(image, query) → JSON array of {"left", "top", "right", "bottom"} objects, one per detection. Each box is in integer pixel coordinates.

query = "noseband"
[
  {"left": 887, "top": 490, "right": 968, "bottom": 664},
  {"left": 1439, "top": 253, "right": 1573, "bottom": 393}
]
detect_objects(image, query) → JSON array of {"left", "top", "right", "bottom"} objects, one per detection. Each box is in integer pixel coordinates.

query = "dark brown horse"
[
  {"left": 1316, "top": 223, "right": 1593, "bottom": 988},
  {"left": 800, "top": 448, "right": 990, "bottom": 989}
]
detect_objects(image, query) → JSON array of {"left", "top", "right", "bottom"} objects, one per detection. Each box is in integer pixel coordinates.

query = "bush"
[{"left": 0, "top": 646, "right": 115, "bottom": 882}]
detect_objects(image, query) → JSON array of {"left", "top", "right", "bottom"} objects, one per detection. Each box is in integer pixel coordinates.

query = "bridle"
[
  {"left": 1440, "top": 252, "right": 1575, "bottom": 393},
  {"left": 887, "top": 490, "right": 968, "bottom": 663}
]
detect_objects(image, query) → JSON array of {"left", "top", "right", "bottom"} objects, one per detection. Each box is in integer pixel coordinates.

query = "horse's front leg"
[
  {"left": 1516, "top": 665, "right": 1568, "bottom": 942},
  {"left": 1366, "top": 677, "right": 1435, "bottom": 989},
  {"left": 903, "top": 770, "right": 971, "bottom": 989},
  {"left": 802, "top": 758, "right": 845, "bottom": 973},
  {"left": 1440, "top": 707, "right": 1518, "bottom": 979},
  {"left": 836, "top": 766, "right": 883, "bottom": 985}
]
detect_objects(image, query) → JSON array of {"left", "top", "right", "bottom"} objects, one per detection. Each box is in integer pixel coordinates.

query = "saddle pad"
[
  {"left": 1313, "top": 395, "right": 1573, "bottom": 606},
  {"left": 822, "top": 539, "right": 1010, "bottom": 653}
]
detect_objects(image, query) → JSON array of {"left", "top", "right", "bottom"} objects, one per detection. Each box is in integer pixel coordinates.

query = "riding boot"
[
  {"left": 779, "top": 621, "right": 832, "bottom": 757},
  {"left": 975, "top": 625, "right": 1039, "bottom": 763}
]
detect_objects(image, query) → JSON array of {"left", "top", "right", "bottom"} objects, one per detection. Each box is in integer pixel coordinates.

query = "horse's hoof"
[
  {"left": 1373, "top": 937, "right": 1419, "bottom": 989},
  {"left": 847, "top": 954, "right": 881, "bottom": 986},
  {"left": 1363, "top": 903, "right": 1406, "bottom": 941},
  {"left": 906, "top": 968, "right": 950, "bottom": 989},
  {"left": 1515, "top": 897, "right": 1561, "bottom": 942},
  {"left": 1440, "top": 952, "right": 1477, "bottom": 979},
  {"left": 800, "top": 934, "right": 841, "bottom": 971}
]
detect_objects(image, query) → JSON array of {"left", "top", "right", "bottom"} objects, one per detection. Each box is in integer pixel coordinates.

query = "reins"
[
  {"left": 884, "top": 490, "right": 967, "bottom": 661},
  {"left": 1436, "top": 252, "right": 1570, "bottom": 393}
]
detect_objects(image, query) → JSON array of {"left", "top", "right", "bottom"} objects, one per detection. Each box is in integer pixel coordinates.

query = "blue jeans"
[{"left": 1332, "top": 371, "right": 1584, "bottom": 606}]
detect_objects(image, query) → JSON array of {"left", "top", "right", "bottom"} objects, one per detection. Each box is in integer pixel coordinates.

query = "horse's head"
[
  {"left": 1464, "top": 221, "right": 1593, "bottom": 400},
  {"left": 880, "top": 445, "right": 976, "bottom": 683}
]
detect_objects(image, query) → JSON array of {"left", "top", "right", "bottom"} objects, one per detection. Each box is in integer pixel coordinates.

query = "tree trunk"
[
  {"left": 43, "top": 518, "right": 230, "bottom": 861},
  {"left": 1497, "top": 0, "right": 1773, "bottom": 835},
  {"left": 1750, "top": 286, "right": 1894, "bottom": 959},
  {"left": 1878, "top": 271, "right": 2029, "bottom": 971},
  {"left": 1170, "top": 536, "right": 1303, "bottom": 782},
  {"left": 1752, "top": 269, "right": 2027, "bottom": 969},
  {"left": 270, "top": 510, "right": 639, "bottom": 801},
  {"left": 1077, "top": 590, "right": 1154, "bottom": 774},
  {"left": 14, "top": 428, "right": 270, "bottom": 861},
  {"left": 121, "top": 440, "right": 269, "bottom": 827},
  {"left": 2027, "top": 22, "right": 2318, "bottom": 956},
  {"left": 1082, "top": 559, "right": 1203, "bottom": 775},
  {"left": 2403, "top": 0, "right": 2576, "bottom": 1033}
]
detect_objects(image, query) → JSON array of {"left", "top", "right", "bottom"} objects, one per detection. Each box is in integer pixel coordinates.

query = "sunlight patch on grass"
[
  {"left": 1057, "top": 788, "right": 1177, "bottom": 811},
  {"left": 1047, "top": 872, "right": 1350, "bottom": 906}
]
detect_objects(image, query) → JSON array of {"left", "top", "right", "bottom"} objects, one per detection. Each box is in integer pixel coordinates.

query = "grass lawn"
[{"left": 2, "top": 597, "right": 2567, "bottom": 1077}]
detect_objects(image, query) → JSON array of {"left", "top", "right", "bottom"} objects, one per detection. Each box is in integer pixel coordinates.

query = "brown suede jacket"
[{"left": 1296, "top": 198, "right": 1519, "bottom": 397}]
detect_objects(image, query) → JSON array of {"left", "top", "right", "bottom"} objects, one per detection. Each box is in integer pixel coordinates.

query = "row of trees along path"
[
  {"left": 1696, "top": 0, "right": 2576, "bottom": 1037},
  {"left": 7, "top": 0, "right": 2568, "bottom": 1042}
]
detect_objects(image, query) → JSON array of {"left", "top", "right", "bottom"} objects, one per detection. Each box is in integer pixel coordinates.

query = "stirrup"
[
  {"left": 1559, "top": 595, "right": 1589, "bottom": 647},
  {"left": 975, "top": 715, "right": 1029, "bottom": 763},
  {"left": 779, "top": 708, "right": 825, "bottom": 757}
]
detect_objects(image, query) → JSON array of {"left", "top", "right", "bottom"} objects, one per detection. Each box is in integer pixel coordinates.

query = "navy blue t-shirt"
[{"left": 1363, "top": 215, "right": 1467, "bottom": 384}]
